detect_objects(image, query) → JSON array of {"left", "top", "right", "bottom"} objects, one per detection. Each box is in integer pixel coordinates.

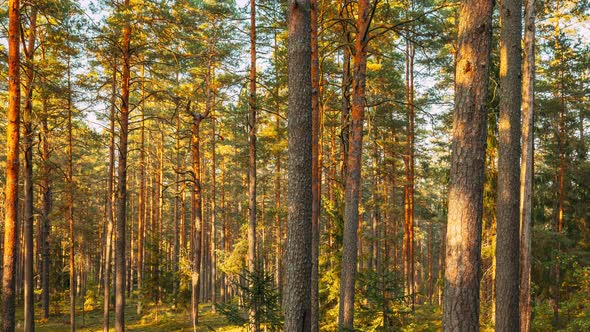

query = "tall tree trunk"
[
  {"left": 190, "top": 106, "right": 205, "bottom": 329},
  {"left": 338, "top": 0, "right": 371, "bottom": 328},
  {"left": 116, "top": 1, "right": 132, "bottom": 329},
  {"left": 403, "top": 29, "right": 416, "bottom": 311},
  {"left": 210, "top": 115, "right": 217, "bottom": 311},
  {"left": 104, "top": 58, "right": 117, "bottom": 332},
  {"left": 443, "top": 0, "right": 494, "bottom": 330},
  {"left": 22, "top": 6, "right": 38, "bottom": 331},
  {"left": 40, "top": 83, "right": 52, "bottom": 321},
  {"left": 340, "top": 0, "right": 352, "bottom": 180},
  {"left": 1, "top": 0, "right": 20, "bottom": 330},
  {"left": 137, "top": 63, "right": 146, "bottom": 316},
  {"left": 248, "top": 1, "right": 259, "bottom": 330},
  {"left": 519, "top": 1, "right": 535, "bottom": 330},
  {"left": 67, "top": 53, "right": 76, "bottom": 332},
  {"left": 284, "top": 0, "right": 312, "bottom": 330},
  {"left": 310, "top": 0, "right": 321, "bottom": 330},
  {"left": 495, "top": 0, "right": 523, "bottom": 329}
]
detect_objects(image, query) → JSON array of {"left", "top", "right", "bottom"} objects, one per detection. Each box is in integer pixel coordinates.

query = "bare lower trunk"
[
  {"left": 495, "top": 0, "right": 523, "bottom": 329},
  {"left": 283, "top": 1, "right": 312, "bottom": 330},
  {"left": 248, "top": 1, "right": 259, "bottom": 329},
  {"left": 519, "top": 1, "right": 535, "bottom": 330},
  {"left": 443, "top": 0, "right": 494, "bottom": 330},
  {"left": 338, "top": 0, "right": 371, "bottom": 328},
  {"left": 22, "top": 6, "right": 38, "bottom": 331},
  {"left": 310, "top": 0, "right": 321, "bottom": 330},
  {"left": 1, "top": 0, "right": 20, "bottom": 330},
  {"left": 104, "top": 59, "right": 117, "bottom": 332},
  {"left": 116, "top": 2, "right": 132, "bottom": 329}
]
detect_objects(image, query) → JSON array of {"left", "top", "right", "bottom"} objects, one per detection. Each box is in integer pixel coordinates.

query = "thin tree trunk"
[
  {"left": 190, "top": 106, "right": 205, "bottom": 329},
  {"left": 311, "top": 0, "right": 321, "bottom": 330},
  {"left": 283, "top": 0, "right": 312, "bottom": 330},
  {"left": 1, "top": 0, "right": 20, "bottom": 329},
  {"left": 403, "top": 30, "right": 416, "bottom": 311},
  {"left": 67, "top": 52, "right": 76, "bottom": 332},
  {"left": 443, "top": 0, "right": 494, "bottom": 330},
  {"left": 338, "top": 0, "right": 371, "bottom": 328},
  {"left": 137, "top": 63, "right": 146, "bottom": 316},
  {"left": 22, "top": 6, "right": 38, "bottom": 331},
  {"left": 104, "top": 57, "right": 117, "bottom": 332},
  {"left": 40, "top": 85, "right": 52, "bottom": 320},
  {"left": 211, "top": 116, "right": 217, "bottom": 311},
  {"left": 248, "top": 0, "right": 259, "bottom": 330},
  {"left": 519, "top": 1, "right": 535, "bottom": 330},
  {"left": 495, "top": 0, "right": 523, "bottom": 329},
  {"left": 116, "top": 1, "right": 132, "bottom": 329}
]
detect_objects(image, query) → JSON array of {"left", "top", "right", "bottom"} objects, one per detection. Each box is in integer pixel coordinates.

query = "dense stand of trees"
[{"left": 0, "top": 0, "right": 588, "bottom": 331}]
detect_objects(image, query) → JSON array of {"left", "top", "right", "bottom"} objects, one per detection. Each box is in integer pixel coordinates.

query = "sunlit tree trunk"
[
  {"left": 66, "top": 51, "right": 76, "bottom": 332},
  {"left": 190, "top": 105, "right": 204, "bottom": 329},
  {"left": 116, "top": 1, "right": 132, "bottom": 329},
  {"left": 495, "top": 0, "right": 523, "bottom": 329},
  {"left": 104, "top": 57, "right": 117, "bottom": 332},
  {"left": 519, "top": 1, "right": 535, "bottom": 330},
  {"left": 210, "top": 114, "right": 217, "bottom": 311},
  {"left": 310, "top": 0, "right": 321, "bottom": 330},
  {"left": 403, "top": 28, "right": 416, "bottom": 311},
  {"left": 443, "top": 0, "right": 494, "bottom": 330},
  {"left": 22, "top": 5, "right": 38, "bottom": 331},
  {"left": 137, "top": 62, "right": 146, "bottom": 316},
  {"left": 284, "top": 0, "right": 312, "bottom": 330},
  {"left": 338, "top": 0, "right": 371, "bottom": 328},
  {"left": 1, "top": 0, "right": 20, "bottom": 330}
]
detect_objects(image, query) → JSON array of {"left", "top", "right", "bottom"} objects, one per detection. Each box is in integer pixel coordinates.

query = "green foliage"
[
  {"left": 215, "top": 270, "right": 283, "bottom": 331},
  {"left": 355, "top": 270, "right": 408, "bottom": 330}
]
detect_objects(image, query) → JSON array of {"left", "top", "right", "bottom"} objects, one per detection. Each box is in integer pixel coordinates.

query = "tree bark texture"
[
  {"left": 2, "top": 0, "right": 20, "bottom": 330},
  {"left": 443, "top": 0, "right": 494, "bottom": 331},
  {"left": 495, "top": 0, "right": 523, "bottom": 329},
  {"left": 22, "top": 6, "right": 38, "bottom": 331},
  {"left": 338, "top": 0, "right": 370, "bottom": 328},
  {"left": 248, "top": 1, "right": 259, "bottom": 329},
  {"left": 284, "top": 0, "right": 312, "bottom": 330},
  {"left": 311, "top": 0, "right": 321, "bottom": 330},
  {"left": 116, "top": 1, "right": 132, "bottom": 329},
  {"left": 519, "top": 1, "right": 535, "bottom": 330}
]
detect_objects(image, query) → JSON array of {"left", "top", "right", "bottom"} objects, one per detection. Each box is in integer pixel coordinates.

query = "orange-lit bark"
[
  {"left": 116, "top": 0, "right": 132, "bottom": 329},
  {"left": 1, "top": 0, "right": 20, "bottom": 330},
  {"left": 338, "top": 0, "right": 371, "bottom": 328},
  {"left": 443, "top": 0, "right": 494, "bottom": 330}
]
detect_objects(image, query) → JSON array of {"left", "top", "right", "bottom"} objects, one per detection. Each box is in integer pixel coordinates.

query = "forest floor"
[{"left": 15, "top": 301, "right": 241, "bottom": 331}]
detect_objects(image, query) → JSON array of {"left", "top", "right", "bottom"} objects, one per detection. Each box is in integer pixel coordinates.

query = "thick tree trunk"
[
  {"left": 338, "top": 0, "right": 371, "bottom": 328},
  {"left": 443, "top": 0, "right": 494, "bottom": 330},
  {"left": 1, "top": 0, "right": 20, "bottom": 330},
  {"left": 495, "top": 0, "right": 523, "bottom": 329},
  {"left": 22, "top": 6, "right": 38, "bottom": 331},
  {"left": 519, "top": 1, "right": 535, "bottom": 330},
  {"left": 248, "top": 1, "right": 259, "bottom": 330},
  {"left": 116, "top": 1, "right": 132, "bottom": 329},
  {"left": 104, "top": 58, "right": 117, "bottom": 332},
  {"left": 283, "top": 0, "right": 312, "bottom": 330},
  {"left": 310, "top": 0, "right": 321, "bottom": 330}
]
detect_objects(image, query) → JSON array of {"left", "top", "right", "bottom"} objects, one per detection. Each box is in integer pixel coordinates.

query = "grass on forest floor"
[{"left": 15, "top": 300, "right": 242, "bottom": 332}]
